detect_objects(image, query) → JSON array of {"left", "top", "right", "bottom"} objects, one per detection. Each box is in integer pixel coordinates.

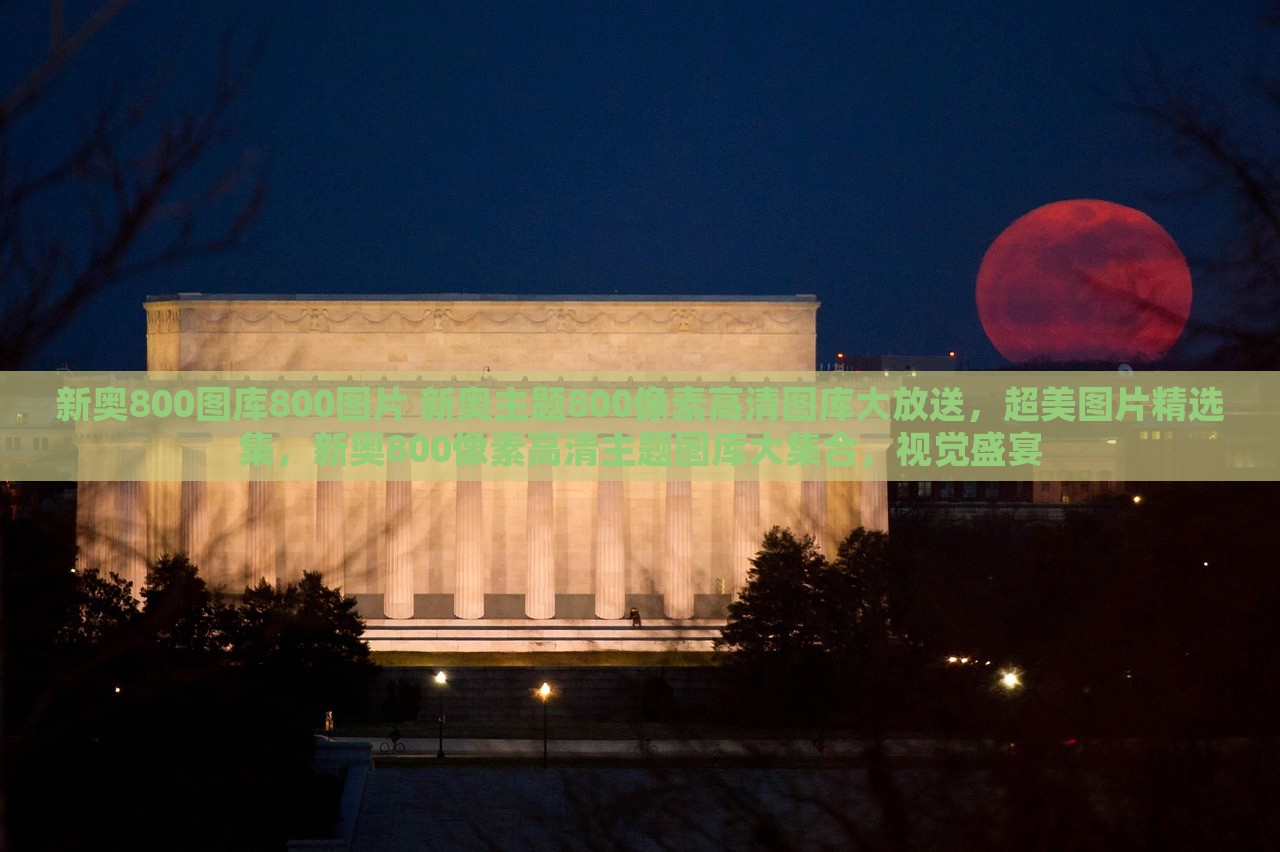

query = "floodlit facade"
[{"left": 76, "top": 294, "right": 889, "bottom": 651}]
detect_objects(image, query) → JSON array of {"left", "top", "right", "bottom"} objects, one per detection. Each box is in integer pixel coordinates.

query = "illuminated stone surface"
[{"left": 76, "top": 294, "right": 889, "bottom": 650}]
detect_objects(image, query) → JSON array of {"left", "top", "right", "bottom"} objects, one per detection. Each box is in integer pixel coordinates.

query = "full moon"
[{"left": 976, "top": 199, "right": 1192, "bottom": 363}]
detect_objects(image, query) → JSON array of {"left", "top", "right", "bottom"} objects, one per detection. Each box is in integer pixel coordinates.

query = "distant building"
[{"left": 824, "top": 352, "right": 1126, "bottom": 522}]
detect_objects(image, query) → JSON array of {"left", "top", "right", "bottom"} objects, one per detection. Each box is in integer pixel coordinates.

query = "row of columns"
[
  {"left": 78, "top": 450, "right": 890, "bottom": 620},
  {"left": 304, "top": 474, "right": 740, "bottom": 621}
]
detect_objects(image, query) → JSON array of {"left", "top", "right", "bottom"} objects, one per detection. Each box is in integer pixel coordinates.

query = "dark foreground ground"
[
  {"left": 345, "top": 739, "right": 1280, "bottom": 851},
  {"left": 351, "top": 765, "right": 971, "bottom": 851}
]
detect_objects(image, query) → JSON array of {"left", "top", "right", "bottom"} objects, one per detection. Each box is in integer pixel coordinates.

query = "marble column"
[
  {"left": 315, "top": 477, "right": 345, "bottom": 588},
  {"left": 204, "top": 473, "right": 244, "bottom": 589},
  {"left": 455, "top": 478, "right": 485, "bottom": 619},
  {"left": 145, "top": 438, "right": 182, "bottom": 561},
  {"left": 593, "top": 478, "right": 625, "bottom": 618},
  {"left": 112, "top": 466, "right": 147, "bottom": 594},
  {"left": 76, "top": 479, "right": 102, "bottom": 573},
  {"left": 525, "top": 477, "right": 555, "bottom": 619},
  {"left": 246, "top": 474, "right": 275, "bottom": 586},
  {"left": 860, "top": 438, "right": 890, "bottom": 532},
  {"left": 384, "top": 465, "right": 415, "bottom": 619},
  {"left": 801, "top": 477, "right": 828, "bottom": 552},
  {"left": 278, "top": 479, "right": 310, "bottom": 585},
  {"left": 180, "top": 445, "right": 209, "bottom": 569},
  {"left": 663, "top": 475, "right": 694, "bottom": 619},
  {"left": 731, "top": 475, "right": 760, "bottom": 598}
]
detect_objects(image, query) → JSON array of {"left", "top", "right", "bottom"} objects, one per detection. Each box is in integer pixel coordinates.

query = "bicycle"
[{"left": 379, "top": 738, "right": 406, "bottom": 754}]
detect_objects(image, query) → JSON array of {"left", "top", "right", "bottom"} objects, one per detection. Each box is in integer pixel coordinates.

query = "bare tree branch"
[
  {"left": 1117, "top": 40, "right": 1280, "bottom": 366},
  {"left": 0, "top": 0, "right": 135, "bottom": 131},
  {"left": 0, "top": 4, "right": 267, "bottom": 368}
]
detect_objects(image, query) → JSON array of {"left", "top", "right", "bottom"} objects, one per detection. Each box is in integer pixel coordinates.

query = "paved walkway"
[{"left": 346, "top": 763, "right": 980, "bottom": 851}]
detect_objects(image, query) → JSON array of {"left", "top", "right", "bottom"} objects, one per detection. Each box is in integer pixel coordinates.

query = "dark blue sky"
[{"left": 5, "top": 0, "right": 1274, "bottom": 369}]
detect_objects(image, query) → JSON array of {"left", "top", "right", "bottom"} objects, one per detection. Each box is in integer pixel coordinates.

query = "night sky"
[{"left": 4, "top": 0, "right": 1274, "bottom": 370}]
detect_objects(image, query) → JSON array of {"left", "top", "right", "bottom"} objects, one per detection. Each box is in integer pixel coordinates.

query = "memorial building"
[{"left": 77, "top": 294, "right": 889, "bottom": 651}]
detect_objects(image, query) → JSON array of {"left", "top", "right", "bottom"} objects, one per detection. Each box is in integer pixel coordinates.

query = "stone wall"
[{"left": 144, "top": 295, "right": 819, "bottom": 373}]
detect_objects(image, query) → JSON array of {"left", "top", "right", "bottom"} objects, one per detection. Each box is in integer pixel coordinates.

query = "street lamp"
[
  {"left": 999, "top": 670, "right": 1021, "bottom": 690},
  {"left": 537, "top": 682, "right": 553, "bottom": 769},
  {"left": 434, "top": 671, "right": 448, "bottom": 758}
]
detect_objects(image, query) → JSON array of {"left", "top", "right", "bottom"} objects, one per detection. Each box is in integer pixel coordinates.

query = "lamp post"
[
  {"left": 537, "top": 682, "right": 552, "bottom": 769},
  {"left": 434, "top": 671, "right": 448, "bottom": 758}
]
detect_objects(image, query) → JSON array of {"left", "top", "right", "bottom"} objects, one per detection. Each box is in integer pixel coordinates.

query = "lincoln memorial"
[{"left": 76, "top": 294, "right": 888, "bottom": 651}]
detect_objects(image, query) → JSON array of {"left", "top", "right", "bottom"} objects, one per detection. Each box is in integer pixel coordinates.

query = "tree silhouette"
[
  {"left": 1125, "top": 1, "right": 1280, "bottom": 366},
  {"left": 56, "top": 567, "right": 137, "bottom": 647},
  {"left": 229, "top": 571, "right": 373, "bottom": 722},
  {"left": 140, "top": 551, "right": 225, "bottom": 657},
  {"left": 719, "top": 526, "right": 906, "bottom": 728},
  {"left": 0, "top": 2, "right": 265, "bottom": 369},
  {"left": 1, "top": 6, "right": 265, "bottom": 844}
]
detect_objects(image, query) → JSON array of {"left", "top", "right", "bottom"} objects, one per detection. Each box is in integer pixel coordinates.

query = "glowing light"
[
  {"left": 1132, "top": 495, "right": 1143, "bottom": 504},
  {"left": 538, "top": 682, "right": 552, "bottom": 700},
  {"left": 948, "top": 350, "right": 956, "bottom": 357},
  {"left": 836, "top": 352, "right": 844, "bottom": 359},
  {"left": 960, "top": 657, "right": 969, "bottom": 664},
  {"left": 1106, "top": 439, "right": 1117, "bottom": 445},
  {"left": 1000, "top": 671, "right": 1021, "bottom": 690},
  {"left": 435, "top": 671, "right": 447, "bottom": 685},
  {"left": 113, "top": 686, "right": 121, "bottom": 694},
  {"left": 947, "top": 656, "right": 958, "bottom": 664}
]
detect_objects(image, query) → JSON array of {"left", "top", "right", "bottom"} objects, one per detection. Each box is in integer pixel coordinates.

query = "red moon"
[{"left": 976, "top": 199, "right": 1192, "bottom": 363}]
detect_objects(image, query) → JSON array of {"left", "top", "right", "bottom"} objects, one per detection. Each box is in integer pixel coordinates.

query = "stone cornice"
[{"left": 144, "top": 299, "right": 817, "bottom": 335}]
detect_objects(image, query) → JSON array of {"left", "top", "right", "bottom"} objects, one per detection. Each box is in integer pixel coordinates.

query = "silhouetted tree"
[
  {"left": 230, "top": 571, "right": 373, "bottom": 721},
  {"left": 719, "top": 526, "right": 908, "bottom": 727},
  {"left": 5, "top": 544, "right": 369, "bottom": 849},
  {"left": 55, "top": 567, "right": 137, "bottom": 646},
  {"left": 1, "top": 5, "right": 265, "bottom": 842},
  {"left": 719, "top": 527, "right": 829, "bottom": 670},
  {"left": 0, "top": 2, "right": 265, "bottom": 370},
  {"left": 139, "top": 551, "right": 226, "bottom": 657},
  {"left": 1125, "top": 0, "right": 1280, "bottom": 366},
  {"left": 232, "top": 572, "right": 368, "bottom": 668}
]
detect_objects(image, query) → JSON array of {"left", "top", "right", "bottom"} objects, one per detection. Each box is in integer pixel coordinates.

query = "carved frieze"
[
  {"left": 145, "top": 307, "right": 181, "bottom": 334},
  {"left": 145, "top": 300, "right": 814, "bottom": 336}
]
